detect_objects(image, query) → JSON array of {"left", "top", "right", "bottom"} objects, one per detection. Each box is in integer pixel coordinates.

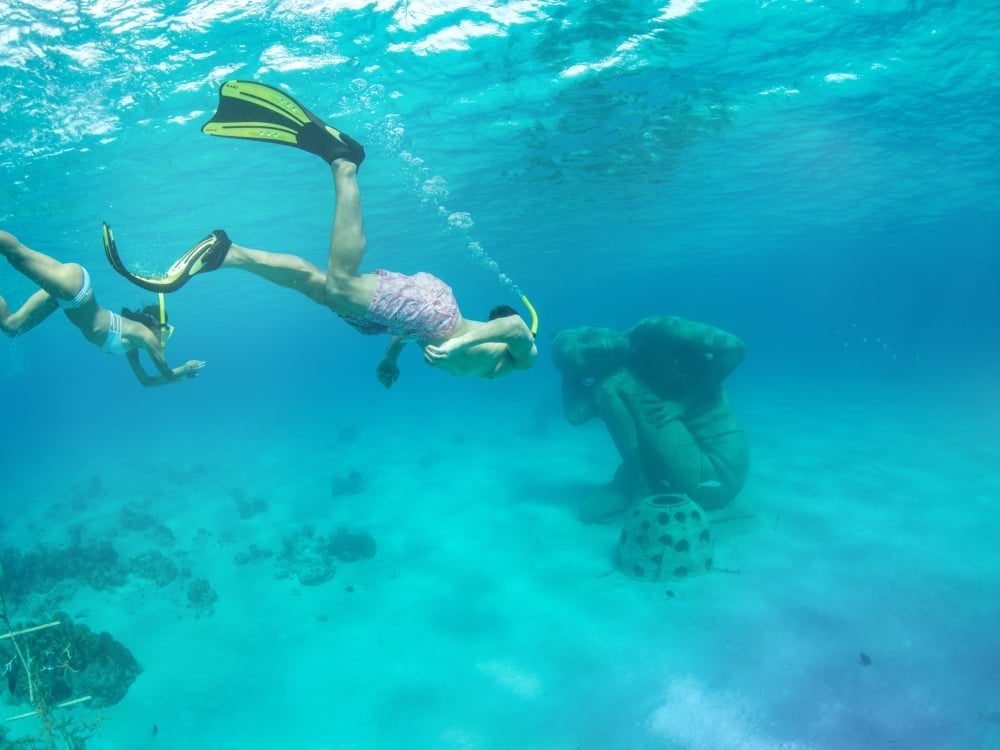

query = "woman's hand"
[{"left": 183, "top": 360, "right": 206, "bottom": 378}]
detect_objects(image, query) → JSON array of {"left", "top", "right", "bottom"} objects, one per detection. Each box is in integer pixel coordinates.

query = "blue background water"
[{"left": 2, "top": 1, "right": 999, "bottom": 748}]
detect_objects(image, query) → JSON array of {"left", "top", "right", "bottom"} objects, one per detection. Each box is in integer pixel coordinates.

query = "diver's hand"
[
  {"left": 182, "top": 360, "right": 206, "bottom": 379},
  {"left": 377, "top": 359, "right": 400, "bottom": 389},
  {"left": 423, "top": 338, "right": 461, "bottom": 366}
]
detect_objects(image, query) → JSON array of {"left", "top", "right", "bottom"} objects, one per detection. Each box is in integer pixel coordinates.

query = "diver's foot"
[
  {"left": 189, "top": 230, "right": 232, "bottom": 274},
  {"left": 330, "top": 157, "right": 360, "bottom": 179},
  {"left": 308, "top": 123, "right": 365, "bottom": 167}
]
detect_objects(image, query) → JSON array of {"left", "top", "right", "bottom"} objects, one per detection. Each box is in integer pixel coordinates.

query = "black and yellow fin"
[
  {"left": 102, "top": 222, "right": 232, "bottom": 294},
  {"left": 201, "top": 80, "right": 365, "bottom": 167}
]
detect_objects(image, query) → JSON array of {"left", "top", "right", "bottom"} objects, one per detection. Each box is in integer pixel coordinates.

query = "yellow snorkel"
[
  {"left": 157, "top": 293, "right": 175, "bottom": 352},
  {"left": 520, "top": 294, "right": 539, "bottom": 338}
]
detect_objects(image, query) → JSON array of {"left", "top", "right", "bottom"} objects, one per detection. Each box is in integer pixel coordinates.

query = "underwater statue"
[{"left": 552, "top": 315, "right": 749, "bottom": 522}]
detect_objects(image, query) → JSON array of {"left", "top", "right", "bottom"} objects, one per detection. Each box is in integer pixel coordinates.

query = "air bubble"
[{"left": 448, "top": 212, "right": 474, "bottom": 229}]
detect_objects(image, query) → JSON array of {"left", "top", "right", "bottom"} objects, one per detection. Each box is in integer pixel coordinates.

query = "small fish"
[
  {"left": 858, "top": 652, "right": 872, "bottom": 666},
  {"left": 698, "top": 480, "right": 722, "bottom": 489},
  {"left": 152, "top": 724, "right": 159, "bottom": 737}
]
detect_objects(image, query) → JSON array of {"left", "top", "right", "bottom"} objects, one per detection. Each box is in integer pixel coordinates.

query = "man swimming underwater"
[{"left": 104, "top": 80, "right": 537, "bottom": 388}]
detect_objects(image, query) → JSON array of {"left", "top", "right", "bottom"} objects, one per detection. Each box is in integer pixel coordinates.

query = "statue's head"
[{"left": 551, "top": 326, "right": 630, "bottom": 380}]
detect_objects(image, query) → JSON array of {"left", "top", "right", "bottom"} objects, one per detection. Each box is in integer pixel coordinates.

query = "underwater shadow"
[{"left": 509, "top": 476, "right": 604, "bottom": 513}]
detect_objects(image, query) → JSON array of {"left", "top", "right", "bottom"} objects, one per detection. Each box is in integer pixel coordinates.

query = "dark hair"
[
  {"left": 488, "top": 305, "right": 519, "bottom": 321},
  {"left": 121, "top": 303, "right": 164, "bottom": 335}
]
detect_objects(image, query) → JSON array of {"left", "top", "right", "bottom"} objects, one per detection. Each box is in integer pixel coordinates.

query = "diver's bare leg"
[
  {"left": 0, "top": 231, "right": 85, "bottom": 300},
  {"left": 322, "top": 160, "right": 375, "bottom": 315},
  {"left": 215, "top": 159, "right": 373, "bottom": 315},
  {"left": 327, "top": 160, "right": 366, "bottom": 277},
  {"left": 220, "top": 245, "right": 328, "bottom": 306},
  {"left": 0, "top": 290, "right": 59, "bottom": 337}
]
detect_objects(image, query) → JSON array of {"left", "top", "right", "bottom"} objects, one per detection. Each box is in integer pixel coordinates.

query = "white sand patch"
[
  {"left": 476, "top": 658, "right": 542, "bottom": 698},
  {"left": 648, "top": 677, "right": 813, "bottom": 750}
]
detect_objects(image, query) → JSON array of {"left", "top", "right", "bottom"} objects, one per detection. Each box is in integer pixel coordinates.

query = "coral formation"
[
  {"left": 0, "top": 612, "right": 141, "bottom": 708},
  {"left": 185, "top": 579, "right": 218, "bottom": 617},
  {"left": 0, "top": 542, "right": 127, "bottom": 608},
  {"left": 275, "top": 526, "right": 376, "bottom": 586},
  {"left": 275, "top": 527, "right": 334, "bottom": 586},
  {"left": 129, "top": 550, "right": 179, "bottom": 588},
  {"left": 327, "top": 529, "right": 377, "bottom": 562},
  {"left": 232, "top": 544, "right": 274, "bottom": 567},
  {"left": 227, "top": 487, "right": 268, "bottom": 520},
  {"left": 1, "top": 585, "right": 137, "bottom": 749},
  {"left": 330, "top": 469, "right": 366, "bottom": 498},
  {"left": 118, "top": 504, "right": 176, "bottom": 546}
]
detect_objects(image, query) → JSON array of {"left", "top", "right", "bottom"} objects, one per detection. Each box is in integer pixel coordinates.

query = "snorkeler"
[
  {"left": 103, "top": 80, "right": 536, "bottom": 388},
  {"left": 0, "top": 230, "right": 205, "bottom": 387}
]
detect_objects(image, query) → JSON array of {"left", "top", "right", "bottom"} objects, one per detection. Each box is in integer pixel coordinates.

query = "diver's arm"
[
  {"left": 376, "top": 336, "right": 406, "bottom": 389},
  {"left": 426, "top": 317, "right": 537, "bottom": 371},
  {"left": 483, "top": 315, "right": 537, "bottom": 369},
  {"left": 126, "top": 345, "right": 204, "bottom": 388},
  {"left": 0, "top": 289, "right": 58, "bottom": 337}
]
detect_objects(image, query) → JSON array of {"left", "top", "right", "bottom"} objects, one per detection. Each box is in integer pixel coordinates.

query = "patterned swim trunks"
[{"left": 340, "top": 269, "right": 460, "bottom": 342}]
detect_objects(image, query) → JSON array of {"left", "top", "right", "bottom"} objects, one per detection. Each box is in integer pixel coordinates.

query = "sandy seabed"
[{"left": 2, "top": 377, "right": 998, "bottom": 750}]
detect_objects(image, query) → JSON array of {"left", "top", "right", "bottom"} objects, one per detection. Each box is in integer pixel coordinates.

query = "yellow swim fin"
[
  {"left": 201, "top": 80, "right": 365, "bottom": 167},
  {"left": 102, "top": 223, "right": 232, "bottom": 294}
]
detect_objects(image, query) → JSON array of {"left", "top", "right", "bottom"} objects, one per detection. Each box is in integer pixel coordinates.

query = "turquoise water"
[{"left": 2, "top": 1, "right": 999, "bottom": 749}]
